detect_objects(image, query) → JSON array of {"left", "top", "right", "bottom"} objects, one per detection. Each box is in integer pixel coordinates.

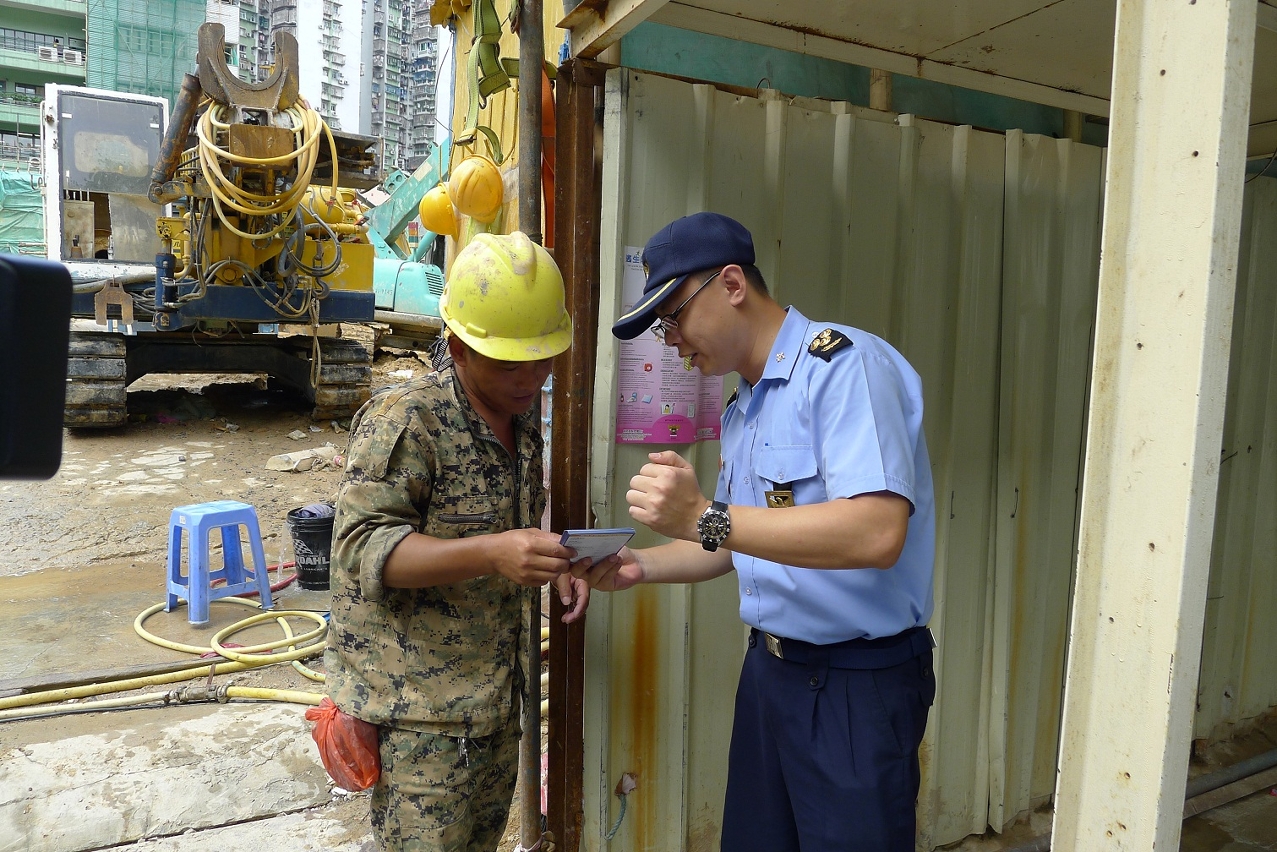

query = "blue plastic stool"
[{"left": 165, "top": 500, "right": 273, "bottom": 626}]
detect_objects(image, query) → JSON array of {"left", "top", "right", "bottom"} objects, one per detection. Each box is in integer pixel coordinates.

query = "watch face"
[
  {"left": 699, "top": 511, "right": 729, "bottom": 541},
  {"left": 699, "top": 513, "right": 730, "bottom": 539}
]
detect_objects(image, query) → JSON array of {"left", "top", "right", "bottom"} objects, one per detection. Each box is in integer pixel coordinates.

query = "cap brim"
[{"left": 611, "top": 275, "right": 685, "bottom": 340}]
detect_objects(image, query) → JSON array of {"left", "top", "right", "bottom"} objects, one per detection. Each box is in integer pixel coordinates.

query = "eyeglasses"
[{"left": 651, "top": 268, "right": 723, "bottom": 343}]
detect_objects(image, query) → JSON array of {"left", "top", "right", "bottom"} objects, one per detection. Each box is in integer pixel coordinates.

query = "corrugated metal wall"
[
  {"left": 584, "top": 68, "right": 1275, "bottom": 851},
  {"left": 1196, "top": 177, "right": 1277, "bottom": 742}
]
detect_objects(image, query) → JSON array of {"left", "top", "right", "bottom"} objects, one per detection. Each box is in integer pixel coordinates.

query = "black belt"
[{"left": 750, "top": 626, "right": 934, "bottom": 670}]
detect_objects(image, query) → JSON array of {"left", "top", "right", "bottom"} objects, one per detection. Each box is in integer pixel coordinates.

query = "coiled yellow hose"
[{"left": 196, "top": 100, "right": 339, "bottom": 242}]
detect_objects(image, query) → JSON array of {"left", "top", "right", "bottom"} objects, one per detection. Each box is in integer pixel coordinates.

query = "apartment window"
[
  {"left": 15, "top": 83, "right": 37, "bottom": 97},
  {"left": 0, "top": 28, "right": 85, "bottom": 53}
]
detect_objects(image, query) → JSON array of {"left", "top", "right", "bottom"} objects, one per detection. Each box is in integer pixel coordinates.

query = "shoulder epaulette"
[{"left": 808, "top": 328, "right": 853, "bottom": 362}]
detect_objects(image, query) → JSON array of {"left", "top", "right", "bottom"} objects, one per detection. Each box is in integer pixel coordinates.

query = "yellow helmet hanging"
[
  {"left": 418, "top": 183, "right": 459, "bottom": 238},
  {"left": 440, "top": 231, "right": 572, "bottom": 362},
  {"left": 447, "top": 155, "right": 504, "bottom": 223}
]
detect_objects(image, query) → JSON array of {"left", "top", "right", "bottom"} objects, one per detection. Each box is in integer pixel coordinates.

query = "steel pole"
[{"left": 518, "top": 2, "right": 545, "bottom": 849}]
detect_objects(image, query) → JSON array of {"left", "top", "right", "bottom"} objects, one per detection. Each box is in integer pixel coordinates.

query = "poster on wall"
[{"left": 615, "top": 247, "right": 723, "bottom": 444}]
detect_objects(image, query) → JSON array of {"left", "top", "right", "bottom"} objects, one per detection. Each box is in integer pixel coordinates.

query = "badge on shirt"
[
  {"left": 765, "top": 490, "right": 795, "bottom": 508},
  {"left": 809, "top": 328, "right": 852, "bottom": 362}
]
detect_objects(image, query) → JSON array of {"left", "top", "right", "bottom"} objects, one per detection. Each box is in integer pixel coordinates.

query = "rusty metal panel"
[
  {"left": 587, "top": 69, "right": 1107, "bottom": 851},
  {"left": 1196, "top": 176, "right": 1277, "bottom": 741}
]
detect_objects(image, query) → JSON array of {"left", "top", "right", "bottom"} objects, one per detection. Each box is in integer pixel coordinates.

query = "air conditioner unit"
[
  {"left": 37, "top": 46, "right": 57, "bottom": 61},
  {"left": 63, "top": 50, "right": 83, "bottom": 65}
]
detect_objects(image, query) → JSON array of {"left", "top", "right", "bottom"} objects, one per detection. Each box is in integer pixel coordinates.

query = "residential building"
[
  {"left": 368, "top": 0, "right": 410, "bottom": 170},
  {"left": 86, "top": 0, "right": 203, "bottom": 104},
  {"left": 205, "top": 0, "right": 267, "bottom": 83},
  {"left": 404, "top": 1, "right": 440, "bottom": 171},
  {"left": 2, "top": 0, "right": 446, "bottom": 175},
  {"left": 265, "top": 0, "right": 367, "bottom": 134},
  {"left": 0, "top": 0, "right": 87, "bottom": 166}
]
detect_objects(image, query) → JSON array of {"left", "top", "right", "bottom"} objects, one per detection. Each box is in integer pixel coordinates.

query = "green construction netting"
[
  {"left": 0, "top": 168, "right": 45, "bottom": 256},
  {"left": 86, "top": 0, "right": 204, "bottom": 105}
]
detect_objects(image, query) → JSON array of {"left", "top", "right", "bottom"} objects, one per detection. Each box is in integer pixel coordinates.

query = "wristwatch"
[{"left": 697, "top": 501, "right": 731, "bottom": 552}]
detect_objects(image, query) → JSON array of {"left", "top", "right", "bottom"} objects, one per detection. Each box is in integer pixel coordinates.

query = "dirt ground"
[{"left": 0, "top": 332, "right": 534, "bottom": 852}]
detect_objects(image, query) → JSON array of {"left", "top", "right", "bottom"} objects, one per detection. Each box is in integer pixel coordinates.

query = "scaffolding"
[{"left": 85, "top": 0, "right": 204, "bottom": 103}]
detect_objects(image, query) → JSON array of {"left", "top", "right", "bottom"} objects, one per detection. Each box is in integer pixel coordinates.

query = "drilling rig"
[{"left": 46, "top": 23, "right": 380, "bottom": 427}]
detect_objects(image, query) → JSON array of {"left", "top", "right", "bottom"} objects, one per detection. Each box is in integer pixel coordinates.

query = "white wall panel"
[
  {"left": 989, "top": 131, "right": 1104, "bottom": 830},
  {"left": 1196, "top": 177, "right": 1277, "bottom": 741}
]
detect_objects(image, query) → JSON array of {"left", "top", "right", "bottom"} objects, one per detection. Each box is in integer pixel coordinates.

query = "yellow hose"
[
  {"left": 226, "top": 686, "right": 323, "bottom": 705},
  {"left": 1, "top": 602, "right": 329, "bottom": 715},
  {"left": 0, "top": 686, "right": 325, "bottom": 723},
  {"left": 0, "top": 658, "right": 254, "bottom": 711},
  {"left": 196, "top": 100, "right": 339, "bottom": 242},
  {"left": 134, "top": 598, "right": 325, "bottom": 663},
  {"left": 0, "top": 692, "right": 171, "bottom": 721}
]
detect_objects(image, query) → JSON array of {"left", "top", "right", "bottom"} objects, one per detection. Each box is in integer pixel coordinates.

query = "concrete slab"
[
  {"left": 0, "top": 703, "right": 355, "bottom": 852},
  {"left": 119, "top": 796, "right": 372, "bottom": 851}
]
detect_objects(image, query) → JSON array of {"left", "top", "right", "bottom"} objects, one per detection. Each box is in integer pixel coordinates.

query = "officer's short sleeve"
[
  {"left": 810, "top": 349, "right": 920, "bottom": 510},
  {"left": 332, "top": 410, "right": 433, "bottom": 601}
]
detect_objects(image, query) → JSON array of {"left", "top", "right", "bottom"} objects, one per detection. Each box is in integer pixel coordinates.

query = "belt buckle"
[{"left": 763, "top": 632, "right": 784, "bottom": 660}]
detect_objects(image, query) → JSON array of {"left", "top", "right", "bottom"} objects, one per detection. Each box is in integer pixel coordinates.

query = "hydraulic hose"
[
  {"left": 0, "top": 598, "right": 327, "bottom": 716},
  {"left": 0, "top": 685, "right": 324, "bottom": 723},
  {"left": 195, "top": 100, "right": 338, "bottom": 242}
]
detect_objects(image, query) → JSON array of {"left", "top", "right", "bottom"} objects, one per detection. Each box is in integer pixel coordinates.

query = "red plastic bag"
[{"left": 305, "top": 697, "right": 381, "bottom": 791}]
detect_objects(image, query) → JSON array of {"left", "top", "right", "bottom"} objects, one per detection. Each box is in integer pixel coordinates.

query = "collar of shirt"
[
  {"left": 735, "top": 306, "right": 810, "bottom": 418},
  {"left": 443, "top": 364, "right": 542, "bottom": 454}
]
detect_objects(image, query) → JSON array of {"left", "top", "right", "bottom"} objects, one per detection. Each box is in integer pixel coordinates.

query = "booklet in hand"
[{"left": 559, "top": 528, "right": 636, "bottom": 563}]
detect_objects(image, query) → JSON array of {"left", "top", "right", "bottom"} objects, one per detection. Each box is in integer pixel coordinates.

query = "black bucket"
[{"left": 288, "top": 504, "right": 335, "bottom": 591}]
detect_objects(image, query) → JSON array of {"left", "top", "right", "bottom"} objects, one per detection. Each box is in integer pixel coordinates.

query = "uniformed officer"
[
  {"left": 325, "top": 231, "right": 590, "bottom": 852},
  {"left": 581, "top": 212, "right": 936, "bottom": 851}
]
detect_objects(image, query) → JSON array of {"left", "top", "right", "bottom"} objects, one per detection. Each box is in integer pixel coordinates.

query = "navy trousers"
[{"left": 720, "top": 629, "right": 936, "bottom": 852}]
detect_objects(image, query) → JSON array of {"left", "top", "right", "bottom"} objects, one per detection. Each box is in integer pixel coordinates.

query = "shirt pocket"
[
  {"left": 430, "top": 495, "right": 499, "bottom": 537},
  {"left": 753, "top": 444, "right": 818, "bottom": 489}
]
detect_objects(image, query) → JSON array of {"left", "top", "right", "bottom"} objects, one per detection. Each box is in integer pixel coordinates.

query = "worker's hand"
[
  {"left": 627, "top": 451, "right": 709, "bottom": 542},
  {"left": 572, "top": 546, "right": 644, "bottom": 592},
  {"left": 489, "top": 528, "right": 573, "bottom": 587},
  {"left": 552, "top": 573, "right": 590, "bottom": 623}
]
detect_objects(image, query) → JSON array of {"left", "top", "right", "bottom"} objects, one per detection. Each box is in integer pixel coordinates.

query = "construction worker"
[
  {"left": 579, "top": 212, "right": 936, "bottom": 852},
  {"left": 324, "top": 231, "right": 589, "bottom": 852}
]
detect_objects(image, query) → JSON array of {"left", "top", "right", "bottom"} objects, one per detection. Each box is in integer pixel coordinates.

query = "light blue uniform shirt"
[{"left": 716, "top": 308, "right": 935, "bottom": 644}]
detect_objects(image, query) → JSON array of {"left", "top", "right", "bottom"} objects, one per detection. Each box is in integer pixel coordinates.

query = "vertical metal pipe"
[
  {"left": 518, "top": 3, "right": 546, "bottom": 849},
  {"left": 519, "top": 0, "right": 545, "bottom": 244},
  {"left": 1063, "top": 110, "right": 1083, "bottom": 143},
  {"left": 547, "top": 58, "right": 605, "bottom": 852},
  {"left": 869, "top": 68, "right": 893, "bottom": 112}
]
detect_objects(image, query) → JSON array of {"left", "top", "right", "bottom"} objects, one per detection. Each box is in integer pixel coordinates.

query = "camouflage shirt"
[{"left": 324, "top": 364, "right": 545, "bottom": 737}]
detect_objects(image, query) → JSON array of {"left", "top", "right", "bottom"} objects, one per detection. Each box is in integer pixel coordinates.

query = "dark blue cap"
[{"left": 611, "top": 212, "right": 755, "bottom": 340}]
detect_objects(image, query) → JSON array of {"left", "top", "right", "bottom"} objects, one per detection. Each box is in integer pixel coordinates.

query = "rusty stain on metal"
[{"left": 629, "top": 588, "right": 659, "bottom": 850}]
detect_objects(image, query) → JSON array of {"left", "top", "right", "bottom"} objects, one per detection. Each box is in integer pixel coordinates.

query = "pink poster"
[{"left": 615, "top": 247, "right": 723, "bottom": 444}]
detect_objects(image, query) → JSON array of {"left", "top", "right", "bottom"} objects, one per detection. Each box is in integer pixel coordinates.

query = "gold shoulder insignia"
[{"left": 808, "top": 328, "right": 852, "bottom": 362}]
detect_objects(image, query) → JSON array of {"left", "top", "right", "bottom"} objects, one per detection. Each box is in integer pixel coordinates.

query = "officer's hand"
[
  {"left": 552, "top": 573, "right": 590, "bottom": 623},
  {"left": 490, "top": 528, "right": 572, "bottom": 586},
  {"left": 627, "top": 451, "right": 708, "bottom": 542},
  {"left": 572, "top": 546, "right": 643, "bottom": 592}
]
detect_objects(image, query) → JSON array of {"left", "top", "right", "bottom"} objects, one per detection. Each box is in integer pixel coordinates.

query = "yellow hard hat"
[
  {"left": 440, "top": 231, "right": 572, "bottom": 361},
  {"left": 418, "top": 183, "right": 458, "bottom": 237},
  {"left": 447, "top": 155, "right": 504, "bottom": 223}
]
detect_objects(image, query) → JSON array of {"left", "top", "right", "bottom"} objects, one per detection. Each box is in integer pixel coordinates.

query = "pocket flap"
[
  {"left": 438, "top": 496, "right": 498, "bottom": 525},
  {"left": 754, "top": 444, "right": 817, "bottom": 484}
]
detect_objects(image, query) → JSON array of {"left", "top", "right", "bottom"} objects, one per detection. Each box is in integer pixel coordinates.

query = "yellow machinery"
[{"left": 57, "top": 22, "right": 381, "bottom": 427}]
